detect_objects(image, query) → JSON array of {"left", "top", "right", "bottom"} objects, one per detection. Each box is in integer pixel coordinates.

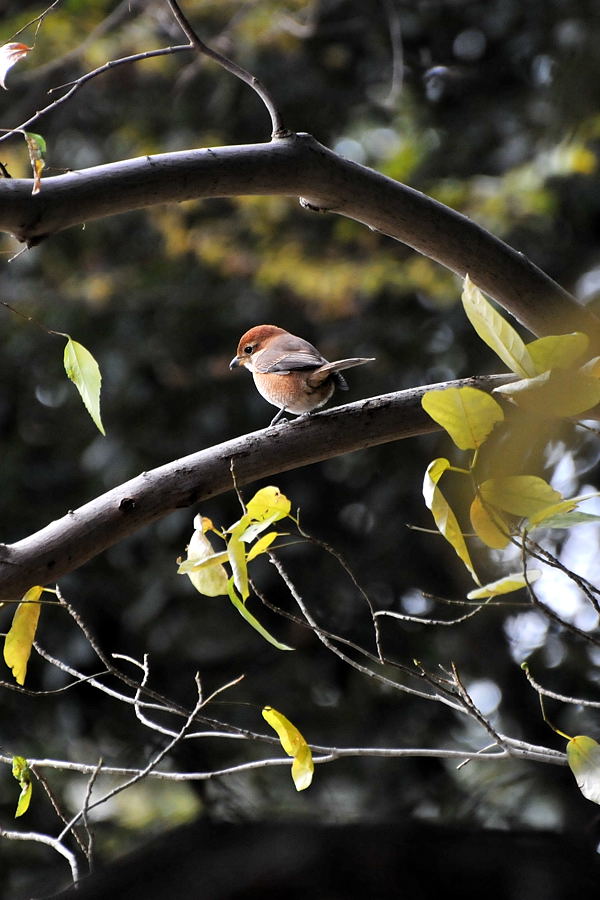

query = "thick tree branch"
[
  {"left": 2, "top": 134, "right": 597, "bottom": 341},
  {"left": 0, "top": 374, "right": 511, "bottom": 602}
]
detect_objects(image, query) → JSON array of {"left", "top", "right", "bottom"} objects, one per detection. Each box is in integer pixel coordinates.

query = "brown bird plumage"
[{"left": 230, "top": 325, "right": 374, "bottom": 425}]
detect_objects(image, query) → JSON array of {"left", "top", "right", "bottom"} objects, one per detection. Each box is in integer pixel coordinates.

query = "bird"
[{"left": 230, "top": 324, "right": 374, "bottom": 425}]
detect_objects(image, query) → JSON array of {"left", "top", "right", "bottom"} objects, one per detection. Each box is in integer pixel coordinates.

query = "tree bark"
[
  {"left": 0, "top": 375, "right": 511, "bottom": 601},
  {"left": 3, "top": 133, "right": 598, "bottom": 341}
]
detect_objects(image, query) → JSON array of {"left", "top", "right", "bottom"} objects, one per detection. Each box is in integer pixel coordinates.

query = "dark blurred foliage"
[{"left": 2, "top": 0, "right": 600, "bottom": 895}]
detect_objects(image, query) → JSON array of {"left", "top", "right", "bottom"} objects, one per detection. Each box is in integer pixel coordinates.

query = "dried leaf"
[{"left": 0, "top": 42, "right": 31, "bottom": 89}]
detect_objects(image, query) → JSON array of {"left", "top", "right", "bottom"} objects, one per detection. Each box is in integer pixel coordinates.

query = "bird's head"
[{"left": 229, "top": 325, "right": 286, "bottom": 370}]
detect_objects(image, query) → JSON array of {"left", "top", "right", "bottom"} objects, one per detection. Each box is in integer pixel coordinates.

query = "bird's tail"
[{"left": 307, "top": 357, "right": 375, "bottom": 390}]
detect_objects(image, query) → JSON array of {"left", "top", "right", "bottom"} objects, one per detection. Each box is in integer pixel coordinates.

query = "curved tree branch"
[
  {"left": 0, "top": 374, "right": 511, "bottom": 601},
  {"left": 2, "top": 133, "right": 598, "bottom": 341}
]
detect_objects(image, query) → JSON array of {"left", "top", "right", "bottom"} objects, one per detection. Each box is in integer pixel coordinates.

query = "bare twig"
[
  {"left": 522, "top": 662, "right": 600, "bottom": 709},
  {"left": 0, "top": 45, "right": 190, "bottom": 145},
  {"left": 0, "top": 826, "right": 79, "bottom": 884},
  {"left": 166, "top": 0, "right": 288, "bottom": 138},
  {"left": 268, "top": 552, "right": 465, "bottom": 710}
]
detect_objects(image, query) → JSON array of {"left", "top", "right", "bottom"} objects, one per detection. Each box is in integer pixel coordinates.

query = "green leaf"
[
  {"left": 528, "top": 511, "right": 600, "bottom": 530},
  {"left": 462, "top": 276, "right": 536, "bottom": 377},
  {"left": 567, "top": 735, "right": 600, "bottom": 805},
  {"left": 469, "top": 495, "right": 510, "bottom": 549},
  {"left": 423, "top": 459, "right": 479, "bottom": 584},
  {"left": 12, "top": 755, "right": 32, "bottom": 818},
  {"left": 227, "top": 580, "right": 293, "bottom": 651},
  {"left": 526, "top": 332, "right": 589, "bottom": 373},
  {"left": 467, "top": 570, "right": 541, "bottom": 599},
  {"left": 4, "top": 586, "right": 43, "bottom": 685},
  {"left": 494, "top": 369, "right": 600, "bottom": 418},
  {"left": 63, "top": 337, "right": 105, "bottom": 435},
  {"left": 24, "top": 131, "right": 46, "bottom": 154},
  {"left": 422, "top": 386, "right": 504, "bottom": 450},
  {"left": 479, "top": 476, "right": 562, "bottom": 518},
  {"left": 526, "top": 498, "right": 581, "bottom": 528},
  {"left": 262, "top": 706, "right": 314, "bottom": 791}
]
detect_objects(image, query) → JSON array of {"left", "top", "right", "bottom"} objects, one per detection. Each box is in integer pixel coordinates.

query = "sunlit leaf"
[
  {"left": 494, "top": 369, "right": 600, "bottom": 418},
  {"left": 423, "top": 458, "right": 479, "bottom": 583},
  {"left": 526, "top": 332, "right": 589, "bottom": 374},
  {"left": 0, "top": 42, "right": 31, "bottom": 89},
  {"left": 467, "top": 570, "right": 541, "bottom": 599},
  {"left": 246, "top": 531, "right": 279, "bottom": 562},
  {"left": 567, "top": 735, "right": 600, "bottom": 805},
  {"left": 12, "top": 756, "right": 32, "bottom": 818},
  {"left": 227, "top": 523, "right": 249, "bottom": 601},
  {"left": 23, "top": 132, "right": 47, "bottom": 195},
  {"left": 63, "top": 337, "right": 105, "bottom": 435},
  {"left": 461, "top": 275, "right": 536, "bottom": 377},
  {"left": 479, "top": 476, "right": 562, "bottom": 518},
  {"left": 469, "top": 495, "right": 510, "bottom": 549},
  {"left": 246, "top": 486, "right": 291, "bottom": 523},
  {"left": 529, "top": 511, "right": 600, "bottom": 530},
  {"left": 580, "top": 356, "right": 600, "bottom": 377},
  {"left": 262, "top": 706, "right": 314, "bottom": 790},
  {"left": 180, "top": 515, "right": 228, "bottom": 596},
  {"left": 227, "top": 580, "right": 293, "bottom": 651},
  {"left": 4, "top": 587, "right": 43, "bottom": 685},
  {"left": 526, "top": 498, "right": 582, "bottom": 528},
  {"left": 422, "top": 386, "right": 504, "bottom": 450}
]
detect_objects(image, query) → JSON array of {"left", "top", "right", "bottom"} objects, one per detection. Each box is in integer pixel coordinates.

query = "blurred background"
[{"left": 2, "top": 0, "right": 600, "bottom": 895}]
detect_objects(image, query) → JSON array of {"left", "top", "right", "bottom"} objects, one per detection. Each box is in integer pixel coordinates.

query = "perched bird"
[{"left": 230, "top": 324, "right": 374, "bottom": 425}]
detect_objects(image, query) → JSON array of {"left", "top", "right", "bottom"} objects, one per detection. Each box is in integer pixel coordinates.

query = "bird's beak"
[{"left": 229, "top": 355, "right": 242, "bottom": 370}]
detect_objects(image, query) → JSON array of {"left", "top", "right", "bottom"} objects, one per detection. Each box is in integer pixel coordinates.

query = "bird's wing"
[{"left": 253, "top": 338, "right": 326, "bottom": 374}]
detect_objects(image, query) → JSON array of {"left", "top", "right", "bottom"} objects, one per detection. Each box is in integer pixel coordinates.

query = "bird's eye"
[{"left": 243, "top": 345, "right": 254, "bottom": 354}]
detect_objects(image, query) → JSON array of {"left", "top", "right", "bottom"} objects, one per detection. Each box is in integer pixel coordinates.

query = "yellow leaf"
[
  {"left": 494, "top": 369, "right": 600, "bottom": 418},
  {"left": 567, "top": 735, "right": 600, "bottom": 805},
  {"left": 246, "top": 531, "right": 279, "bottom": 562},
  {"left": 422, "top": 386, "right": 504, "bottom": 450},
  {"left": 581, "top": 356, "right": 600, "bottom": 377},
  {"left": 12, "top": 756, "right": 32, "bottom": 818},
  {"left": 0, "top": 42, "right": 32, "bottom": 89},
  {"left": 526, "top": 332, "right": 589, "bottom": 374},
  {"left": 423, "top": 459, "right": 479, "bottom": 584},
  {"left": 467, "top": 570, "right": 541, "bottom": 599},
  {"left": 246, "top": 486, "right": 291, "bottom": 523},
  {"left": 479, "top": 476, "right": 562, "bottom": 518},
  {"left": 470, "top": 495, "right": 510, "bottom": 549},
  {"left": 64, "top": 337, "right": 105, "bottom": 435},
  {"left": 180, "top": 515, "right": 228, "bottom": 597},
  {"left": 292, "top": 744, "right": 315, "bottom": 792},
  {"left": 227, "top": 523, "right": 249, "bottom": 601},
  {"left": 462, "top": 276, "right": 536, "bottom": 378},
  {"left": 526, "top": 498, "right": 580, "bottom": 527},
  {"left": 4, "top": 587, "right": 43, "bottom": 685},
  {"left": 262, "top": 706, "right": 314, "bottom": 791}
]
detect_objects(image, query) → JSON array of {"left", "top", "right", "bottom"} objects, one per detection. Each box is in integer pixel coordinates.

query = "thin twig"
[
  {"left": 522, "top": 662, "right": 600, "bottom": 708},
  {"left": 268, "top": 552, "right": 465, "bottom": 711},
  {"left": 0, "top": 826, "right": 79, "bottom": 884},
  {"left": 0, "top": 46, "right": 190, "bottom": 145},
  {"left": 81, "top": 758, "right": 103, "bottom": 869},
  {"left": 166, "top": 0, "right": 288, "bottom": 138},
  {"left": 295, "top": 514, "right": 384, "bottom": 661}
]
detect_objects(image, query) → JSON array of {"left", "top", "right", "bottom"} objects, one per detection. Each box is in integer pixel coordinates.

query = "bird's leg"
[{"left": 269, "top": 407, "right": 288, "bottom": 426}]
